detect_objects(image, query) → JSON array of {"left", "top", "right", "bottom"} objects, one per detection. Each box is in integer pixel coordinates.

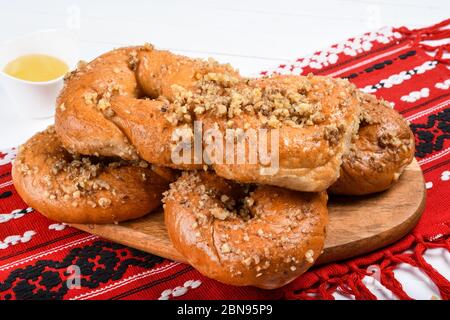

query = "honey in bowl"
[{"left": 3, "top": 54, "right": 68, "bottom": 82}]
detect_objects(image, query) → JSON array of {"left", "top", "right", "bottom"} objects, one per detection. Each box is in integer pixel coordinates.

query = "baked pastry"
[
  {"left": 55, "top": 45, "right": 237, "bottom": 168},
  {"left": 163, "top": 171, "right": 328, "bottom": 289},
  {"left": 12, "top": 127, "right": 174, "bottom": 224},
  {"left": 55, "top": 45, "right": 361, "bottom": 192},
  {"left": 201, "top": 75, "right": 361, "bottom": 191},
  {"left": 329, "top": 93, "right": 415, "bottom": 195}
]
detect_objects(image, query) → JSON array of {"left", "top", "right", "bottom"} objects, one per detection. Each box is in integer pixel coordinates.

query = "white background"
[{"left": 0, "top": 0, "right": 449, "bottom": 299}]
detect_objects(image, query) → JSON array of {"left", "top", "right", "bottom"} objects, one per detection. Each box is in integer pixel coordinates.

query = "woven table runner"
[{"left": 0, "top": 19, "right": 449, "bottom": 300}]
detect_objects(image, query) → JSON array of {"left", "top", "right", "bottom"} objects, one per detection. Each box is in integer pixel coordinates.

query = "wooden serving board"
[{"left": 73, "top": 159, "right": 426, "bottom": 266}]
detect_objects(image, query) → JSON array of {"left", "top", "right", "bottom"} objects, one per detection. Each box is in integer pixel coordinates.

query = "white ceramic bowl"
[{"left": 0, "top": 30, "right": 79, "bottom": 119}]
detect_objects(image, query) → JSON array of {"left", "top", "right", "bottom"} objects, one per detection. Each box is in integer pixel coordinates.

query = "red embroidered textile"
[{"left": 0, "top": 19, "right": 449, "bottom": 300}]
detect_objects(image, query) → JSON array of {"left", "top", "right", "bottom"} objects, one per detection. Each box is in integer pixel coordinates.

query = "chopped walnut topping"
[
  {"left": 378, "top": 131, "right": 403, "bottom": 148},
  {"left": 97, "top": 97, "right": 111, "bottom": 111},
  {"left": 242, "top": 257, "right": 252, "bottom": 266},
  {"left": 138, "top": 161, "right": 148, "bottom": 168},
  {"left": 77, "top": 60, "right": 87, "bottom": 70},
  {"left": 87, "top": 200, "right": 97, "bottom": 208},
  {"left": 73, "top": 190, "right": 81, "bottom": 199},
  {"left": 194, "top": 106, "right": 205, "bottom": 114},
  {"left": 164, "top": 73, "right": 328, "bottom": 129},
  {"left": 98, "top": 197, "right": 112, "bottom": 208},
  {"left": 324, "top": 123, "right": 344, "bottom": 146},
  {"left": 360, "top": 108, "right": 375, "bottom": 125},
  {"left": 305, "top": 249, "right": 314, "bottom": 263},
  {"left": 103, "top": 107, "right": 115, "bottom": 118},
  {"left": 267, "top": 116, "right": 280, "bottom": 128},
  {"left": 83, "top": 92, "right": 98, "bottom": 105},
  {"left": 210, "top": 207, "right": 230, "bottom": 220},
  {"left": 221, "top": 243, "right": 231, "bottom": 254},
  {"left": 244, "top": 196, "right": 254, "bottom": 207},
  {"left": 128, "top": 50, "right": 139, "bottom": 70}
]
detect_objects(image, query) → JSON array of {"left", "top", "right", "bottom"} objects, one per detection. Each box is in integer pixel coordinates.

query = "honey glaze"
[{"left": 3, "top": 54, "right": 68, "bottom": 82}]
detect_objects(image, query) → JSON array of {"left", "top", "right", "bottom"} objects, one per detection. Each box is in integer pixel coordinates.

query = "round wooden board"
[{"left": 73, "top": 159, "right": 426, "bottom": 266}]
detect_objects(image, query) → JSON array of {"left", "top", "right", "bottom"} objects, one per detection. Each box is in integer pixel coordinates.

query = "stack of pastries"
[{"left": 12, "top": 44, "right": 414, "bottom": 289}]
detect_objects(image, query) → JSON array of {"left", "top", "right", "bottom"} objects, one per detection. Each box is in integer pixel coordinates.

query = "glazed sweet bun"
[
  {"left": 198, "top": 74, "right": 361, "bottom": 192},
  {"left": 329, "top": 93, "right": 415, "bottom": 195},
  {"left": 12, "top": 126, "right": 175, "bottom": 224},
  {"left": 55, "top": 45, "right": 237, "bottom": 168},
  {"left": 55, "top": 45, "right": 361, "bottom": 192},
  {"left": 163, "top": 171, "right": 328, "bottom": 289}
]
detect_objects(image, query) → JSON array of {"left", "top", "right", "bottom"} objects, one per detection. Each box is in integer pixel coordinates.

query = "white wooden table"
[{"left": 0, "top": 0, "right": 449, "bottom": 299}]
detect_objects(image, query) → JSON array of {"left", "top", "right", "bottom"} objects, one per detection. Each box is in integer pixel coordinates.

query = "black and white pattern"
[
  {"left": 0, "top": 207, "right": 33, "bottom": 224},
  {"left": 410, "top": 108, "right": 450, "bottom": 159},
  {"left": 0, "top": 231, "right": 36, "bottom": 250},
  {"left": 361, "top": 61, "right": 438, "bottom": 94},
  {"left": 0, "top": 240, "right": 164, "bottom": 300},
  {"left": 344, "top": 50, "right": 417, "bottom": 80}
]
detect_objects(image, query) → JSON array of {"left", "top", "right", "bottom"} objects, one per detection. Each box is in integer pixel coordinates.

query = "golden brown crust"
[
  {"left": 55, "top": 45, "right": 360, "bottom": 192},
  {"left": 329, "top": 93, "right": 415, "bottom": 195},
  {"left": 163, "top": 171, "right": 328, "bottom": 289},
  {"left": 204, "top": 75, "right": 360, "bottom": 191},
  {"left": 12, "top": 127, "right": 173, "bottom": 224},
  {"left": 136, "top": 49, "right": 239, "bottom": 100},
  {"left": 55, "top": 47, "right": 142, "bottom": 160},
  {"left": 106, "top": 95, "right": 203, "bottom": 170},
  {"left": 55, "top": 46, "right": 236, "bottom": 170}
]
